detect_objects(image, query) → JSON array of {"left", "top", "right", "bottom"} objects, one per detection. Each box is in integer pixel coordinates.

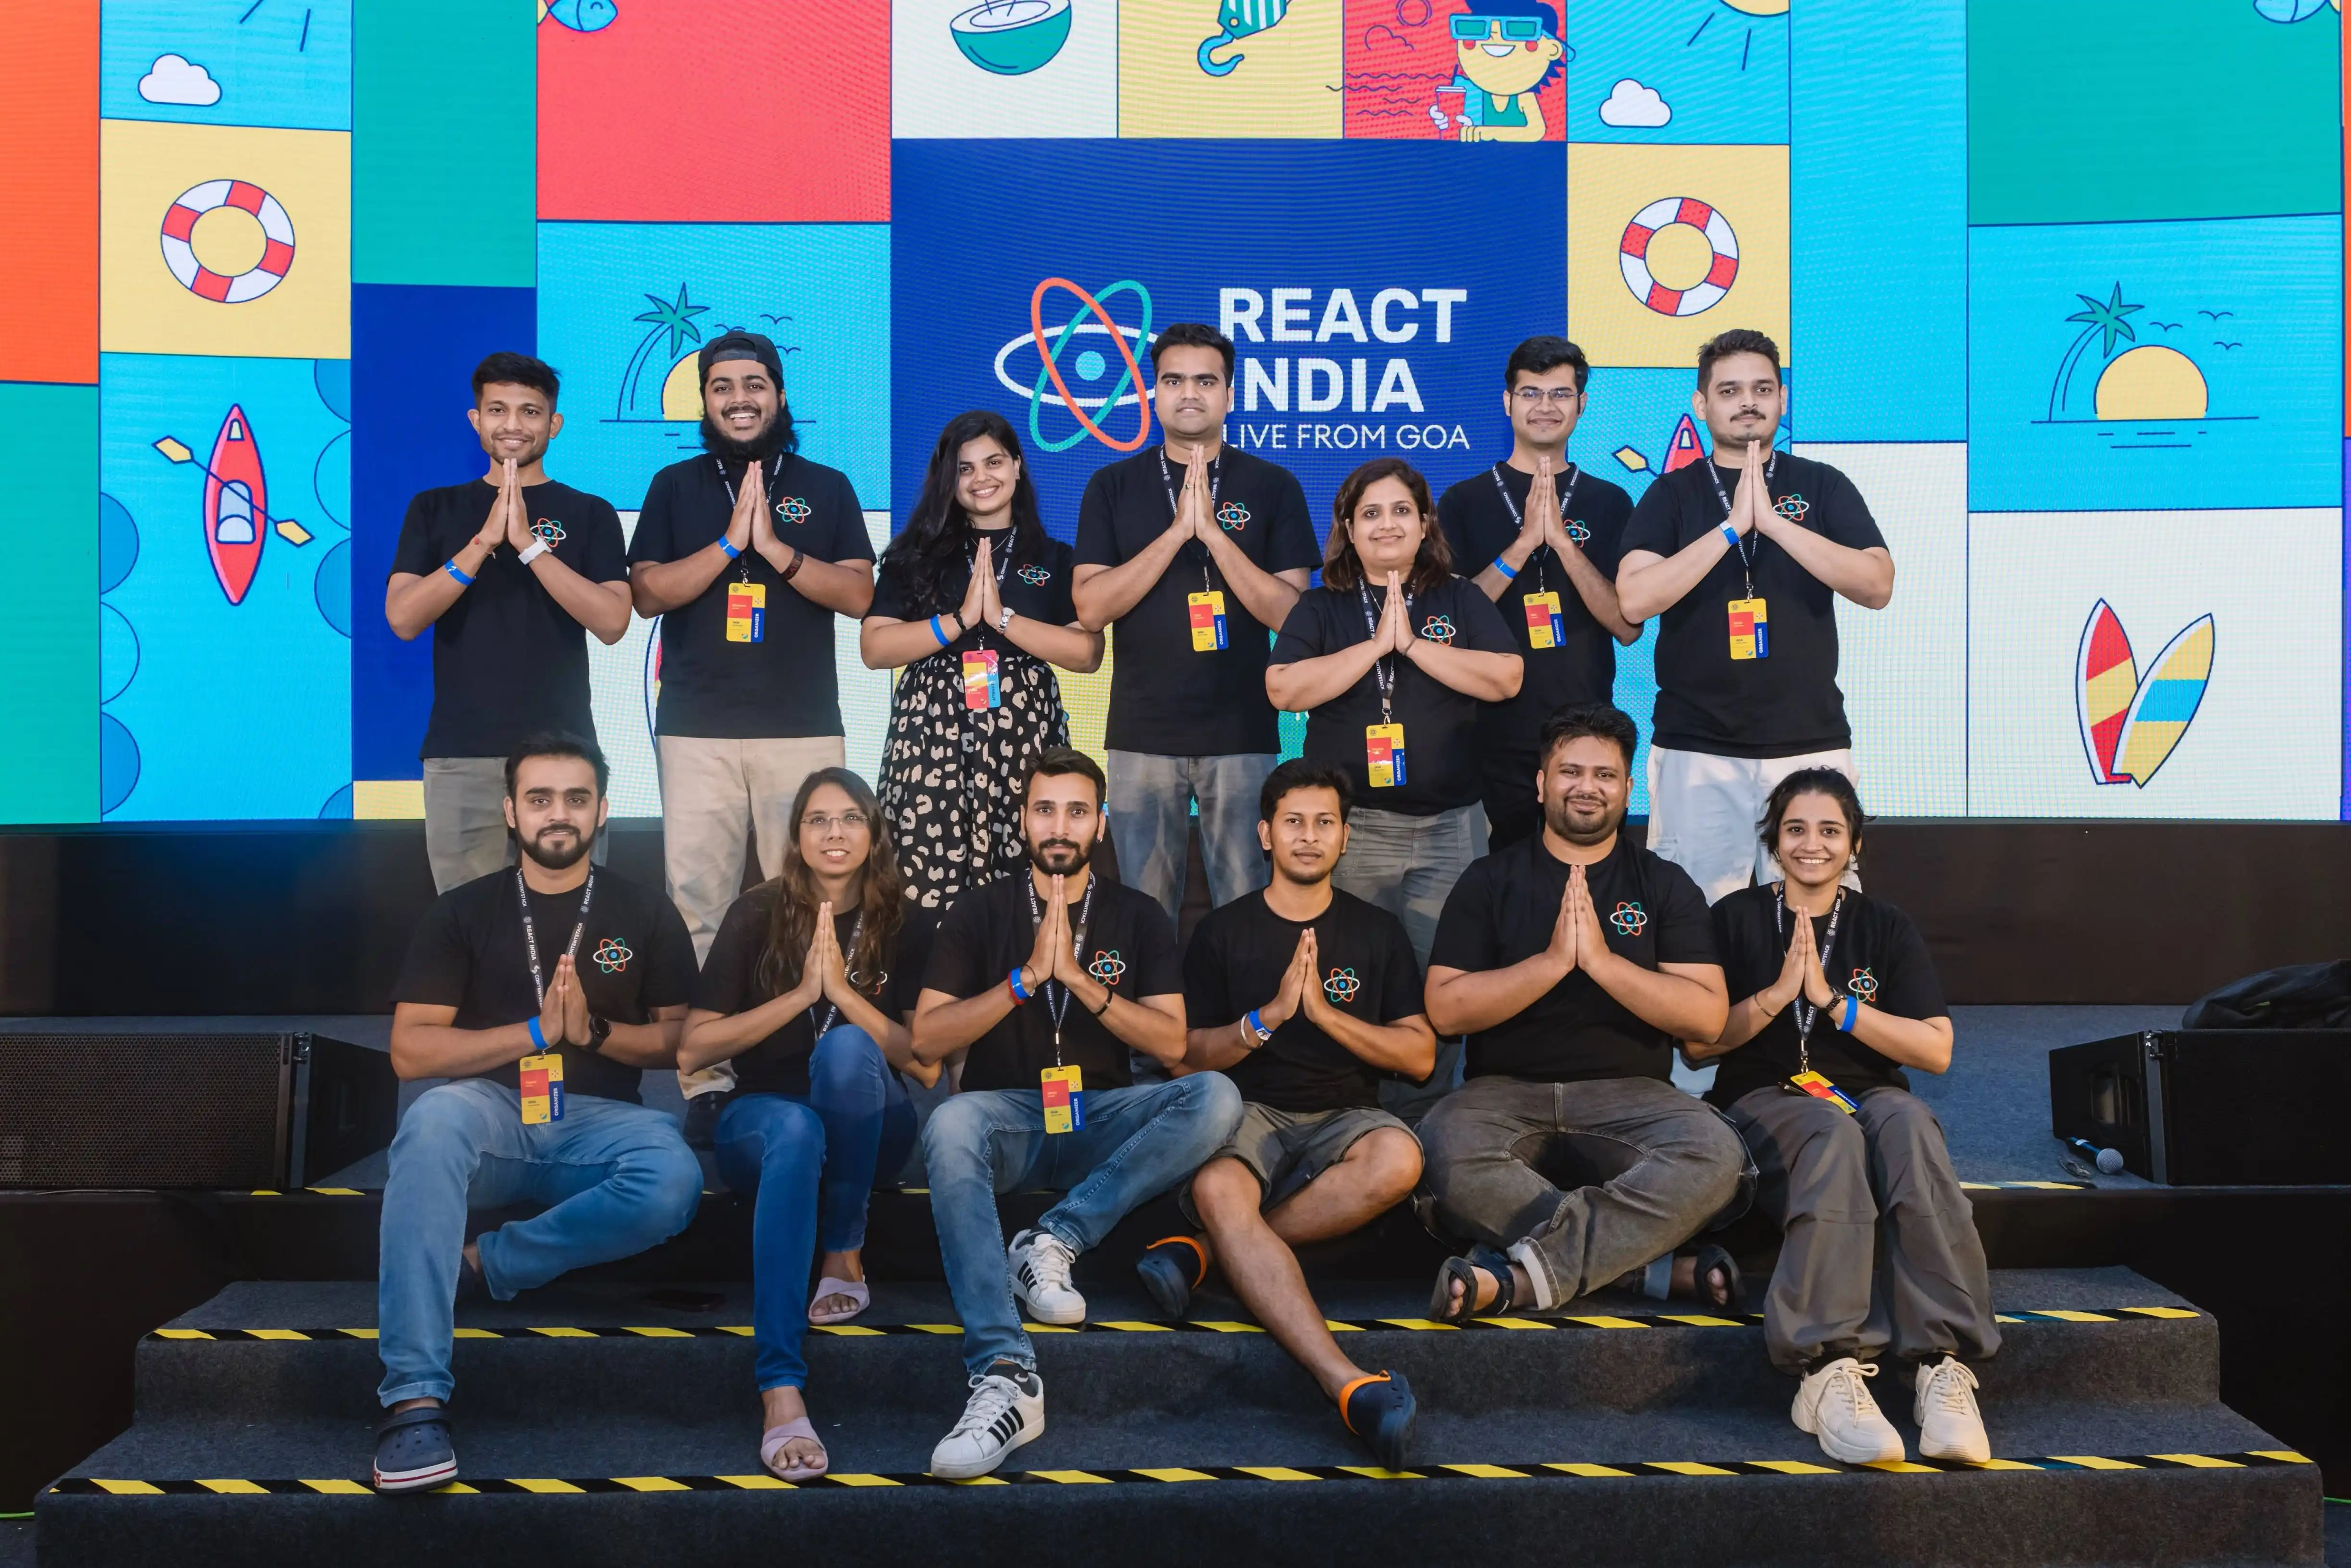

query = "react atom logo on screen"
[
  {"left": 2076, "top": 599, "right": 2216, "bottom": 789},
  {"left": 994, "top": 276, "right": 1157, "bottom": 454}
]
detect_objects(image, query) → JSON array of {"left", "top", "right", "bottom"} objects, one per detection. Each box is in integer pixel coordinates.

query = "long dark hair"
[
  {"left": 755, "top": 768, "right": 906, "bottom": 1003},
  {"left": 1757, "top": 767, "right": 1867, "bottom": 869},
  {"left": 1323, "top": 456, "right": 1453, "bottom": 595},
  {"left": 878, "top": 410, "right": 1050, "bottom": 617}
]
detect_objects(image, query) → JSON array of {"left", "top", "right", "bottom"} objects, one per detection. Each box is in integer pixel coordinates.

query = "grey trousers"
[
  {"left": 1726, "top": 1084, "right": 2001, "bottom": 1374},
  {"left": 1330, "top": 803, "right": 1487, "bottom": 1121},
  {"left": 1421, "top": 1075, "right": 1745, "bottom": 1310}
]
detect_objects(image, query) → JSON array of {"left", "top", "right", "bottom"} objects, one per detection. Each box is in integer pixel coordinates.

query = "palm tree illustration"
[
  {"left": 617, "top": 284, "right": 711, "bottom": 418},
  {"left": 2047, "top": 282, "right": 2143, "bottom": 420}
]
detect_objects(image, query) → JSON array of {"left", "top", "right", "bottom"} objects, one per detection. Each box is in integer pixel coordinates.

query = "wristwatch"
[
  {"left": 996, "top": 605, "right": 1016, "bottom": 633},
  {"left": 517, "top": 538, "right": 550, "bottom": 565},
  {"left": 584, "top": 1015, "right": 612, "bottom": 1054}
]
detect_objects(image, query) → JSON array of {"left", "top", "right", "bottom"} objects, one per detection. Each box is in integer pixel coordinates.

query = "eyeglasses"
[
  {"left": 1512, "top": 386, "right": 1582, "bottom": 405},
  {"left": 1451, "top": 15, "right": 1547, "bottom": 41},
  {"left": 801, "top": 812, "right": 869, "bottom": 834}
]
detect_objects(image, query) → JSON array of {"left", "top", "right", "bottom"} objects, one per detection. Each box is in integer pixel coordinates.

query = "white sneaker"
[
  {"left": 929, "top": 1367, "right": 1045, "bottom": 1480},
  {"left": 1008, "top": 1228, "right": 1087, "bottom": 1325},
  {"left": 1792, "top": 1357, "right": 1906, "bottom": 1464},
  {"left": 1914, "top": 1357, "right": 1990, "bottom": 1463}
]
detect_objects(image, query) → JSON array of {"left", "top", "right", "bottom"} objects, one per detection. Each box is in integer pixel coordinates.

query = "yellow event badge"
[
  {"left": 1728, "top": 597, "right": 1769, "bottom": 661},
  {"left": 1523, "top": 591, "right": 1564, "bottom": 650},
  {"left": 725, "top": 582, "right": 765, "bottom": 643},
  {"left": 519, "top": 1052, "right": 565, "bottom": 1125},
  {"left": 1188, "top": 590, "right": 1228, "bottom": 651},
  {"left": 1365, "top": 724, "right": 1407, "bottom": 789},
  {"left": 1041, "top": 1065, "right": 1085, "bottom": 1133}
]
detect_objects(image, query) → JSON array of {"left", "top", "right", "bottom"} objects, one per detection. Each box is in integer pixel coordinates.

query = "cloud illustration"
[
  {"left": 1599, "top": 78, "right": 1670, "bottom": 129},
  {"left": 138, "top": 53, "right": 221, "bottom": 107}
]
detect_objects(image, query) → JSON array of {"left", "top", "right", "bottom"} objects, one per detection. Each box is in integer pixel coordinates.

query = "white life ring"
[
  {"left": 160, "top": 179, "right": 296, "bottom": 304},
  {"left": 1618, "top": 197, "right": 1738, "bottom": 317}
]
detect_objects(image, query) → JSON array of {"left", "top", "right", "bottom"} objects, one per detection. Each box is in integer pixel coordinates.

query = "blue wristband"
[
  {"left": 931, "top": 615, "right": 951, "bottom": 648},
  {"left": 1838, "top": 994, "right": 1859, "bottom": 1032},
  {"left": 1491, "top": 556, "right": 1518, "bottom": 582},
  {"left": 1718, "top": 522, "right": 1741, "bottom": 549},
  {"left": 1246, "top": 1008, "right": 1269, "bottom": 1041},
  {"left": 719, "top": 538, "right": 742, "bottom": 559},
  {"left": 443, "top": 560, "right": 474, "bottom": 587},
  {"left": 528, "top": 1015, "right": 547, "bottom": 1050},
  {"left": 1007, "top": 966, "right": 1032, "bottom": 1002}
]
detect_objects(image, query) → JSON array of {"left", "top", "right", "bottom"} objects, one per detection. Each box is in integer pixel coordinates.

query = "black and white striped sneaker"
[
  {"left": 929, "top": 1365, "right": 1045, "bottom": 1480},
  {"left": 1007, "top": 1228, "right": 1087, "bottom": 1324}
]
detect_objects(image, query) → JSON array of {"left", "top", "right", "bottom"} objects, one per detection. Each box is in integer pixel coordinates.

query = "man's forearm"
[
  {"left": 1586, "top": 955, "right": 1727, "bottom": 1042},
  {"left": 630, "top": 546, "right": 733, "bottom": 616},
  {"left": 1072, "top": 529, "right": 1187, "bottom": 629},
  {"left": 529, "top": 555, "right": 631, "bottom": 642},
  {"left": 1424, "top": 956, "right": 1567, "bottom": 1037},
  {"left": 388, "top": 1021, "right": 534, "bottom": 1081}
]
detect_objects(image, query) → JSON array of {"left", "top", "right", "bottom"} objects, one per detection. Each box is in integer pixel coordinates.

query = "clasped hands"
[
  {"left": 1543, "top": 863, "right": 1620, "bottom": 979},
  {"left": 789, "top": 901, "right": 865, "bottom": 1012},
  {"left": 723, "top": 456, "right": 796, "bottom": 569},
  {"left": 1166, "top": 443, "right": 1222, "bottom": 547},
  {"left": 1254, "top": 928, "right": 1342, "bottom": 1040},
  {"left": 1722, "top": 437, "right": 1783, "bottom": 542},
  {"left": 1513, "top": 456, "right": 1582, "bottom": 561},
  {"left": 1369, "top": 569, "right": 1420, "bottom": 659},
  {"left": 953, "top": 536, "right": 1006, "bottom": 639},
  {"left": 1016, "top": 876, "right": 1095, "bottom": 997},
  {"left": 471, "top": 459, "right": 539, "bottom": 558},
  {"left": 1760, "top": 910, "right": 1839, "bottom": 1016},
  {"left": 533, "top": 953, "right": 594, "bottom": 1052}
]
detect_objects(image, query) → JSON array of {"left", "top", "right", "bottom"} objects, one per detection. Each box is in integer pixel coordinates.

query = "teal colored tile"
[{"left": 0, "top": 383, "right": 99, "bottom": 823}]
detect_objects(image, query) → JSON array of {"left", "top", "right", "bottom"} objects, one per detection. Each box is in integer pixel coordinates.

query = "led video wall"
[{"left": 1, "top": 0, "right": 2342, "bottom": 825}]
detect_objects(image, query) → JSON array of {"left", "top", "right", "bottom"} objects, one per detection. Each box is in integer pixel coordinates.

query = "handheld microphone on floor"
[{"left": 2059, "top": 1135, "right": 2125, "bottom": 1175}]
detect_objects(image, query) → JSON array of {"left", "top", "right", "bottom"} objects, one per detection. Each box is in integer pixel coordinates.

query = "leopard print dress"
[{"left": 880, "top": 647, "right": 1070, "bottom": 910}]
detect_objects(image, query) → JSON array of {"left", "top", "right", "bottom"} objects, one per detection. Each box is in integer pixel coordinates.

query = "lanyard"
[
  {"left": 1705, "top": 449, "right": 1777, "bottom": 599},
  {"left": 1355, "top": 579, "right": 1411, "bottom": 726},
  {"left": 715, "top": 454, "right": 782, "bottom": 582},
  {"left": 963, "top": 528, "right": 1016, "bottom": 647},
  {"left": 519, "top": 868, "right": 595, "bottom": 1011},
  {"left": 1775, "top": 885, "right": 1843, "bottom": 1075},
  {"left": 1490, "top": 462, "right": 1580, "bottom": 596},
  {"left": 807, "top": 910, "right": 864, "bottom": 1038},
  {"left": 1024, "top": 876, "right": 1097, "bottom": 1065},
  {"left": 1158, "top": 446, "right": 1222, "bottom": 596}
]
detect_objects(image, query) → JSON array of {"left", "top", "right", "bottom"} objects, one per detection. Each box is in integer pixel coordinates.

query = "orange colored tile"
[{"left": 0, "top": 4, "right": 97, "bottom": 383}]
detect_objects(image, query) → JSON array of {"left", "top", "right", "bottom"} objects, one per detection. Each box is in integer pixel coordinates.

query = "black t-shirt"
[
  {"left": 1182, "top": 887, "right": 1425, "bottom": 1112},
  {"left": 868, "top": 527, "right": 1079, "bottom": 665},
  {"left": 1705, "top": 885, "right": 1947, "bottom": 1106},
  {"left": 1618, "top": 452, "right": 1885, "bottom": 757},
  {"left": 389, "top": 478, "right": 628, "bottom": 759},
  {"left": 1269, "top": 577, "right": 1518, "bottom": 816},
  {"left": 389, "top": 867, "right": 697, "bottom": 1104},
  {"left": 1073, "top": 445, "right": 1321, "bottom": 757},
  {"left": 1436, "top": 462, "right": 1633, "bottom": 769},
  {"left": 625, "top": 451, "right": 872, "bottom": 739},
  {"left": 1428, "top": 833, "right": 1717, "bottom": 1084},
  {"left": 920, "top": 872, "right": 1182, "bottom": 1093},
  {"left": 692, "top": 882, "right": 938, "bottom": 1098}
]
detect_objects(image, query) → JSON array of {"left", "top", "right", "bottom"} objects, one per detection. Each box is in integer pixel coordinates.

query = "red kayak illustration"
[
  {"left": 204, "top": 404, "right": 266, "bottom": 604},
  {"left": 1662, "top": 413, "right": 1704, "bottom": 473}
]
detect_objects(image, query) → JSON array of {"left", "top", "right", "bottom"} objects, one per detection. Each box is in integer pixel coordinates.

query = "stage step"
[{"left": 37, "top": 1269, "right": 2323, "bottom": 1567}]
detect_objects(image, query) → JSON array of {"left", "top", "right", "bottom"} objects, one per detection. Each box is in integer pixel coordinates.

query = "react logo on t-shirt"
[
  {"left": 1565, "top": 518, "right": 1592, "bottom": 545},
  {"left": 1018, "top": 565, "right": 1052, "bottom": 585},
  {"left": 1215, "top": 500, "right": 1251, "bottom": 533},
  {"left": 1088, "top": 950, "right": 1126, "bottom": 986},
  {"left": 1773, "top": 494, "right": 1810, "bottom": 523},
  {"left": 531, "top": 517, "right": 568, "bottom": 544},
  {"left": 1607, "top": 901, "right": 1648, "bottom": 937},
  {"left": 591, "top": 937, "right": 634, "bottom": 973},
  {"left": 1419, "top": 615, "right": 1458, "bottom": 643},
  {"left": 1847, "top": 967, "right": 1878, "bottom": 1001},
  {"left": 1322, "top": 966, "right": 1361, "bottom": 1004},
  {"left": 775, "top": 496, "right": 813, "bottom": 525}
]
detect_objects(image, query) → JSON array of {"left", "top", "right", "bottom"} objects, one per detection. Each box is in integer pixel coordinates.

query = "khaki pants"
[
  {"left": 422, "top": 756, "right": 609, "bottom": 896},
  {"left": 659, "top": 733, "right": 846, "bottom": 1099}
]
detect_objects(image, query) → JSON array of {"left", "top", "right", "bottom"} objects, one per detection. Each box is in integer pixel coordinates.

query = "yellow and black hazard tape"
[
  {"left": 51, "top": 1450, "right": 2312, "bottom": 1497},
  {"left": 147, "top": 1305, "right": 2199, "bottom": 1343}
]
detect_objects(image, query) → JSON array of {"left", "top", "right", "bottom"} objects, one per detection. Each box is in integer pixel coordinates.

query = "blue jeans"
[
  {"left": 1107, "top": 751, "right": 1277, "bottom": 926},
  {"left": 713, "top": 1026, "right": 920, "bottom": 1392},
  {"left": 377, "top": 1079, "right": 703, "bottom": 1406},
  {"left": 921, "top": 1075, "right": 1243, "bottom": 1376}
]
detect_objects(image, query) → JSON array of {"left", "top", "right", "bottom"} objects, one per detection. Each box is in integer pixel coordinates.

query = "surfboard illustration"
[
  {"left": 205, "top": 404, "right": 266, "bottom": 604},
  {"left": 1662, "top": 413, "right": 1703, "bottom": 473},
  {"left": 2076, "top": 599, "right": 2213, "bottom": 787},
  {"left": 2075, "top": 599, "right": 2136, "bottom": 783}
]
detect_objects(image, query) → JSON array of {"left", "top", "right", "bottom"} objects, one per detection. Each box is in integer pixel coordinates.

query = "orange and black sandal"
[
  {"left": 1135, "top": 1234, "right": 1210, "bottom": 1318},
  {"left": 1338, "top": 1370, "right": 1417, "bottom": 1470}
]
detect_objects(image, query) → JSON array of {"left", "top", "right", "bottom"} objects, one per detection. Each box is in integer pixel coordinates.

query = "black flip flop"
[
  {"left": 1428, "top": 1244, "right": 1516, "bottom": 1324},
  {"left": 372, "top": 1405, "right": 457, "bottom": 1493},
  {"left": 1690, "top": 1243, "right": 1745, "bottom": 1315}
]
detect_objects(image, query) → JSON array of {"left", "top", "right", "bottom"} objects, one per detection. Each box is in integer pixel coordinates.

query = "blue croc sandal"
[
  {"left": 373, "top": 1405, "right": 458, "bottom": 1493},
  {"left": 1340, "top": 1370, "right": 1418, "bottom": 1470}
]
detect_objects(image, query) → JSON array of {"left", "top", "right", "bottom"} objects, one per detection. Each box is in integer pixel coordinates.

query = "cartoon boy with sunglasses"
[{"left": 1428, "top": 1, "right": 1567, "bottom": 143}]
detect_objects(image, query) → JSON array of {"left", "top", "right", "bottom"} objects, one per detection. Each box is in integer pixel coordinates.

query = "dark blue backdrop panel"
[
  {"left": 891, "top": 138, "right": 1568, "bottom": 546},
  {"left": 350, "top": 282, "right": 537, "bottom": 783}
]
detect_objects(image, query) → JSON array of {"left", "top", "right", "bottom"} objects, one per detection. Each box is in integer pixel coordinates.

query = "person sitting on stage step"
[
  {"left": 677, "top": 767, "right": 942, "bottom": 1482},
  {"left": 1416, "top": 703, "right": 1743, "bottom": 1324},
  {"left": 910, "top": 748, "right": 1242, "bottom": 1480},
  {"left": 1682, "top": 768, "right": 1996, "bottom": 1465},
  {"left": 1136, "top": 759, "right": 1435, "bottom": 1468},
  {"left": 371, "top": 734, "right": 702, "bottom": 1493}
]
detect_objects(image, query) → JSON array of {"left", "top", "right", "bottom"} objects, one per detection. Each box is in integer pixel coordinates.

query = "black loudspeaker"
[
  {"left": 2049, "top": 1030, "right": 2351, "bottom": 1186},
  {"left": 0, "top": 1033, "right": 398, "bottom": 1190}
]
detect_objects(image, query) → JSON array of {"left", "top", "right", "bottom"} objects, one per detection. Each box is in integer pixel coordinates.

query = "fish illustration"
[
  {"left": 1199, "top": 0, "right": 1288, "bottom": 75},
  {"left": 542, "top": 0, "right": 618, "bottom": 32}
]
